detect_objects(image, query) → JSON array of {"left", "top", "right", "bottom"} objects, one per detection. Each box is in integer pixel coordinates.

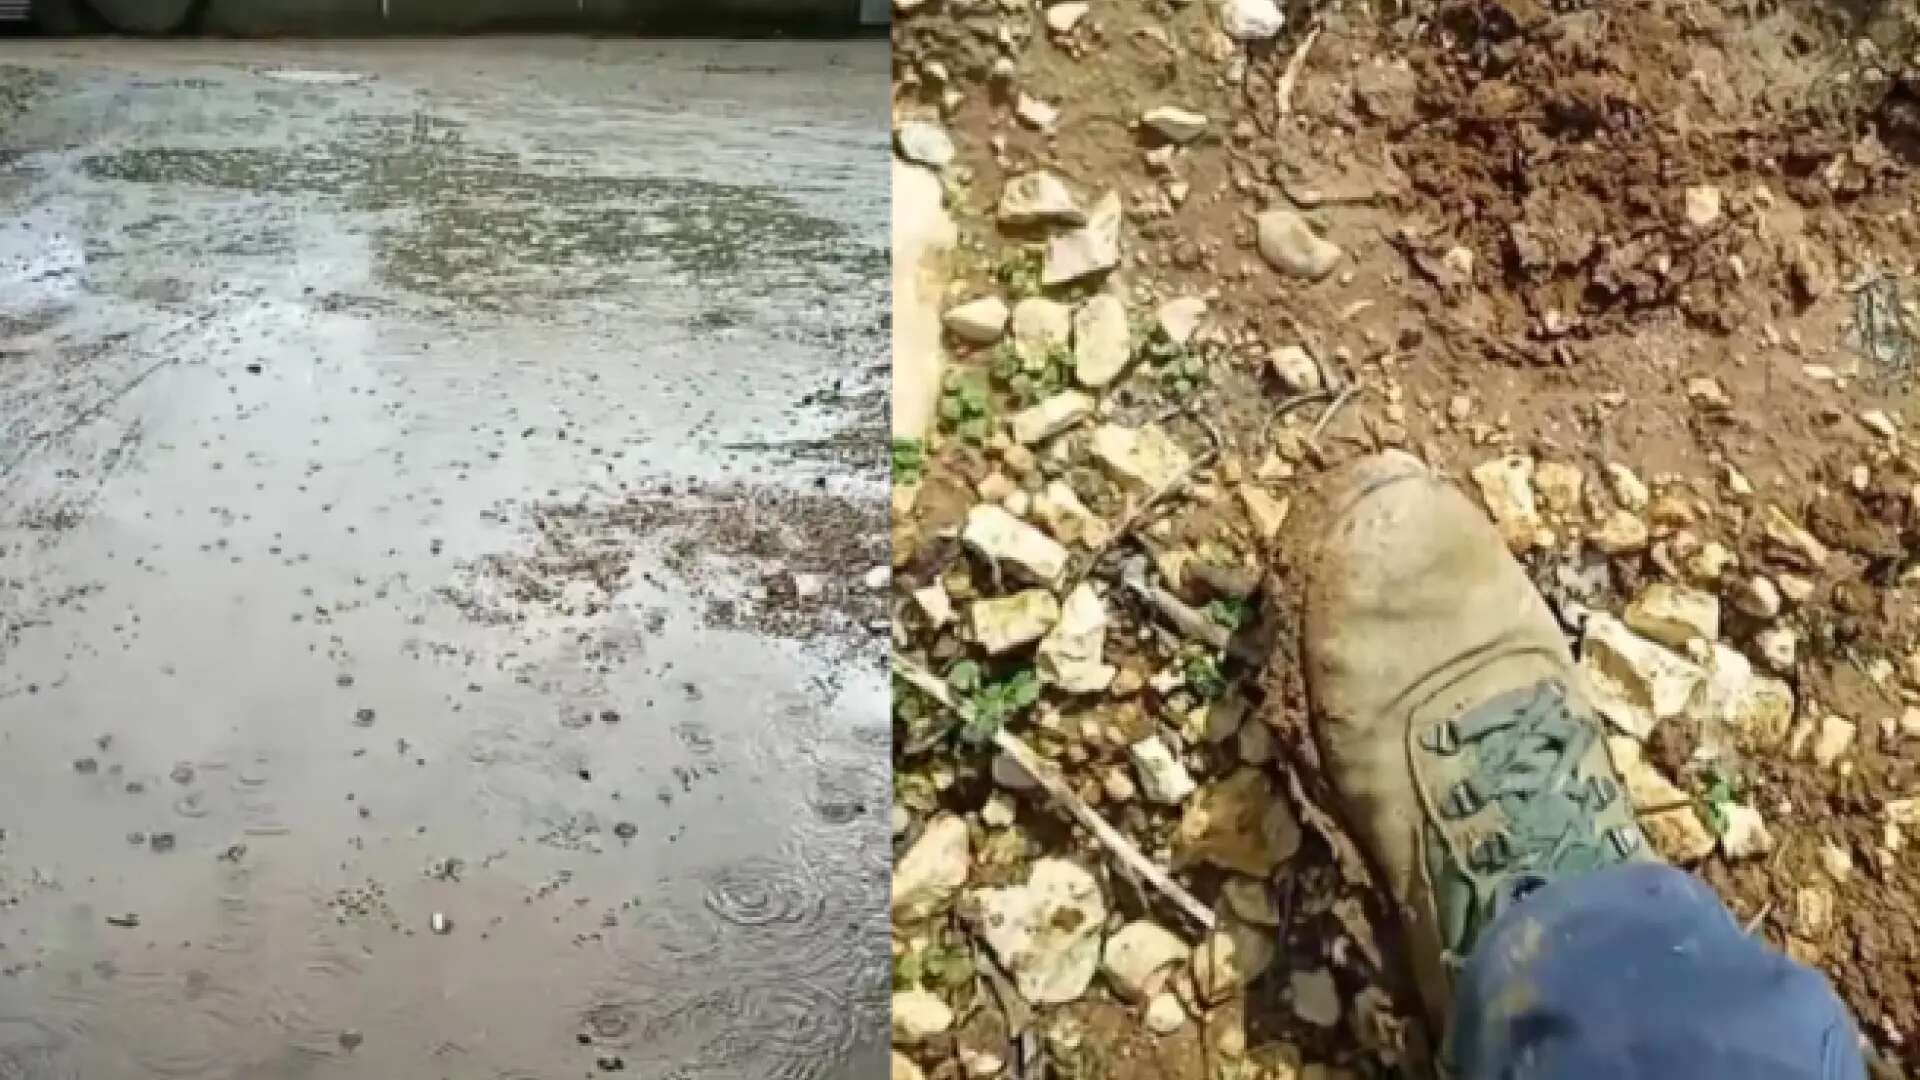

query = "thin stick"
[
  {"left": 1275, "top": 24, "right": 1323, "bottom": 119},
  {"left": 1309, "top": 384, "right": 1356, "bottom": 448},
  {"left": 1066, "top": 411, "right": 1223, "bottom": 592},
  {"left": 894, "top": 656, "right": 1218, "bottom": 931}
]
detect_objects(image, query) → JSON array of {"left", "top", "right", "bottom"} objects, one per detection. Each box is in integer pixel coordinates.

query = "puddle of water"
[{"left": 0, "top": 39, "right": 888, "bottom": 1080}]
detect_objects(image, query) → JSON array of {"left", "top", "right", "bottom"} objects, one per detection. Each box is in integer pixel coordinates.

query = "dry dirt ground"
[{"left": 891, "top": 1, "right": 1920, "bottom": 1077}]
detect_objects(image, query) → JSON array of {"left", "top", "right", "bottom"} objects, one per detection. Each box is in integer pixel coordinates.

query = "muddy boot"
[{"left": 1301, "top": 452, "right": 1655, "bottom": 1037}]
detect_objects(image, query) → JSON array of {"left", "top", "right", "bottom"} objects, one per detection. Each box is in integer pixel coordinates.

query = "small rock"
[
  {"left": 1581, "top": 613, "right": 1704, "bottom": 740},
  {"left": 1730, "top": 575, "right": 1782, "bottom": 619},
  {"left": 1190, "top": 932, "right": 1247, "bottom": 1004},
  {"left": 1221, "top": 876, "right": 1280, "bottom": 926},
  {"left": 148, "top": 832, "right": 176, "bottom": 853},
  {"left": 1683, "top": 185, "right": 1722, "bottom": 227},
  {"left": 1818, "top": 841, "right": 1854, "bottom": 883},
  {"left": 1640, "top": 806, "right": 1716, "bottom": 863},
  {"left": 1791, "top": 885, "right": 1833, "bottom": 940},
  {"left": 1685, "top": 541, "right": 1737, "bottom": 583},
  {"left": 430, "top": 911, "right": 452, "bottom": 935},
  {"left": 913, "top": 583, "right": 955, "bottom": 628},
  {"left": 1010, "top": 391, "right": 1094, "bottom": 446},
  {"left": 1044, "top": 191, "right": 1122, "bottom": 285},
  {"left": 1624, "top": 583, "right": 1720, "bottom": 651},
  {"left": 1102, "top": 920, "right": 1189, "bottom": 1001},
  {"left": 1685, "top": 377, "right": 1731, "bottom": 410},
  {"left": 962, "top": 504, "right": 1069, "bottom": 587},
  {"left": 944, "top": 297, "right": 1010, "bottom": 344},
  {"left": 1144, "top": 992, "right": 1188, "bottom": 1035},
  {"left": 1130, "top": 736, "right": 1197, "bottom": 804},
  {"left": 1812, "top": 715, "right": 1856, "bottom": 770},
  {"left": 1218, "top": 0, "right": 1284, "bottom": 39},
  {"left": 1604, "top": 463, "right": 1650, "bottom": 511},
  {"left": 1607, "top": 737, "right": 1691, "bottom": 812},
  {"left": 1860, "top": 410, "right": 1898, "bottom": 440},
  {"left": 1072, "top": 295, "right": 1132, "bottom": 388},
  {"left": 971, "top": 858, "right": 1107, "bottom": 1004},
  {"left": 1174, "top": 768, "right": 1300, "bottom": 876},
  {"left": 1015, "top": 93, "right": 1059, "bottom": 131},
  {"left": 893, "top": 1051, "right": 928, "bottom": 1080},
  {"left": 1268, "top": 345, "right": 1323, "bottom": 395},
  {"left": 1043, "top": 0, "right": 1087, "bottom": 32},
  {"left": 1754, "top": 623, "right": 1797, "bottom": 674},
  {"left": 972, "top": 590, "right": 1061, "bottom": 655},
  {"left": 1238, "top": 485, "right": 1289, "bottom": 541},
  {"left": 1760, "top": 505, "right": 1829, "bottom": 569},
  {"left": 893, "top": 814, "right": 971, "bottom": 920},
  {"left": 1011, "top": 297, "right": 1072, "bottom": 353},
  {"left": 895, "top": 120, "right": 956, "bottom": 169},
  {"left": 1090, "top": 423, "right": 1191, "bottom": 491},
  {"left": 998, "top": 171, "right": 1085, "bottom": 227},
  {"left": 791, "top": 572, "right": 825, "bottom": 600},
  {"left": 1532, "top": 462, "right": 1585, "bottom": 515},
  {"left": 1590, "top": 509, "right": 1650, "bottom": 554},
  {"left": 980, "top": 791, "right": 1017, "bottom": 829},
  {"left": 1289, "top": 968, "right": 1341, "bottom": 1028},
  {"left": 1038, "top": 584, "right": 1116, "bottom": 693},
  {"left": 891, "top": 989, "right": 954, "bottom": 1046},
  {"left": 1255, "top": 210, "right": 1341, "bottom": 280},
  {"left": 1142, "top": 106, "right": 1207, "bottom": 143},
  {"left": 1156, "top": 297, "right": 1207, "bottom": 344},
  {"left": 1720, "top": 804, "right": 1774, "bottom": 859},
  {"left": 1471, "top": 455, "right": 1543, "bottom": 553},
  {"left": 959, "top": 1049, "right": 1004, "bottom": 1078}
]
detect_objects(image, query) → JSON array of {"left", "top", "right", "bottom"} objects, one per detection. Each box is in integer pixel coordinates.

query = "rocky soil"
[{"left": 890, "top": 1, "right": 1920, "bottom": 1077}]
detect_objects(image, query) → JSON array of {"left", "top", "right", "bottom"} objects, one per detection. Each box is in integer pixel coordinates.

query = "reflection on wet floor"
[{"left": 0, "top": 39, "right": 887, "bottom": 1080}]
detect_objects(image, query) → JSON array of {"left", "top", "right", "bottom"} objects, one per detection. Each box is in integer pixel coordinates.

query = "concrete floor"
[{"left": 0, "top": 39, "right": 888, "bottom": 1080}]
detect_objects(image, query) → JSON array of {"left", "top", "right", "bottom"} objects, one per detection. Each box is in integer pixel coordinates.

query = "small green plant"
[
  {"left": 893, "top": 942, "right": 973, "bottom": 991},
  {"left": 1204, "top": 596, "right": 1253, "bottom": 632},
  {"left": 937, "top": 369, "right": 994, "bottom": 443},
  {"left": 1133, "top": 320, "right": 1207, "bottom": 400},
  {"left": 993, "top": 249, "right": 1044, "bottom": 299},
  {"left": 947, "top": 660, "right": 1041, "bottom": 744},
  {"left": 1183, "top": 650, "right": 1228, "bottom": 701},
  {"left": 891, "top": 437, "right": 926, "bottom": 485},
  {"left": 1699, "top": 767, "right": 1738, "bottom": 836},
  {"left": 990, "top": 340, "right": 1072, "bottom": 406}
]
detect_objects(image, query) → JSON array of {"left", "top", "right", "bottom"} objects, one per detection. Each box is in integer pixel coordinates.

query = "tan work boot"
[{"left": 1302, "top": 451, "right": 1656, "bottom": 1033}]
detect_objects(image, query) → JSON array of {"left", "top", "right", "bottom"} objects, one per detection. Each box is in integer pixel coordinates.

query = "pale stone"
[
  {"left": 1090, "top": 423, "right": 1192, "bottom": 491},
  {"left": 1130, "top": 736, "right": 1196, "bottom": 804},
  {"left": 1142, "top": 105, "right": 1207, "bottom": 143},
  {"left": 1290, "top": 968, "right": 1341, "bottom": 1028},
  {"left": 1156, "top": 296, "right": 1206, "bottom": 344},
  {"left": 1033, "top": 480, "right": 1108, "bottom": 548},
  {"left": 1256, "top": 210, "right": 1342, "bottom": 280},
  {"left": 1686, "top": 376, "right": 1731, "bottom": 410},
  {"left": 1533, "top": 462, "right": 1585, "bottom": 515},
  {"left": 1101, "top": 920, "right": 1189, "bottom": 1001},
  {"left": 1640, "top": 806, "right": 1716, "bottom": 863},
  {"left": 1072, "top": 294, "right": 1132, "bottom": 388},
  {"left": 960, "top": 1049, "right": 1004, "bottom": 1078},
  {"left": 1812, "top": 715, "right": 1856, "bottom": 769},
  {"left": 1686, "top": 541, "right": 1737, "bottom": 583},
  {"left": 1190, "top": 932, "right": 1248, "bottom": 1004},
  {"left": 972, "top": 590, "right": 1061, "bottom": 654},
  {"left": 914, "top": 582, "right": 955, "bottom": 628},
  {"left": 1791, "top": 885, "right": 1834, "bottom": 939},
  {"left": 1590, "top": 509, "right": 1650, "bottom": 554},
  {"left": 1471, "top": 455, "right": 1543, "bottom": 553},
  {"left": 1624, "top": 584, "right": 1721, "bottom": 651},
  {"left": 1268, "top": 345, "right": 1323, "bottom": 394},
  {"left": 962, "top": 504, "right": 1069, "bottom": 586},
  {"left": 1605, "top": 462, "right": 1650, "bottom": 511},
  {"left": 1010, "top": 391, "right": 1094, "bottom": 445},
  {"left": 1721, "top": 804, "right": 1774, "bottom": 859},
  {"left": 1218, "top": 0, "right": 1284, "bottom": 39},
  {"left": 944, "top": 297, "right": 1010, "bottom": 344},
  {"left": 1011, "top": 297, "right": 1073, "bottom": 353},
  {"left": 1015, "top": 93, "right": 1060, "bottom": 131},
  {"left": 892, "top": 989, "right": 954, "bottom": 1046},
  {"left": 892, "top": 160, "right": 956, "bottom": 440},
  {"left": 1174, "top": 768, "right": 1301, "bottom": 876},
  {"left": 892, "top": 814, "right": 971, "bottom": 920},
  {"left": 972, "top": 859, "right": 1107, "bottom": 1005},
  {"left": 981, "top": 791, "right": 1017, "bottom": 828},
  {"left": 1819, "top": 841, "right": 1854, "bottom": 882},
  {"left": 1238, "top": 485, "right": 1290, "bottom": 541},
  {"left": 1861, "top": 409, "right": 1898, "bottom": 440},
  {"left": 1754, "top": 623, "right": 1797, "bottom": 674},
  {"left": 1761, "top": 505, "right": 1830, "bottom": 569},
  {"left": 1684, "top": 185, "right": 1722, "bottom": 227},
  {"left": 893, "top": 1051, "right": 927, "bottom": 1080},
  {"left": 896, "top": 120, "right": 956, "bottom": 169},
  {"left": 1043, "top": 0, "right": 1087, "bottom": 33},
  {"left": 1731, "top": 574, "right": 1782, "bottom": 619},
  {"left": 1144, "top": 992, "right": 1188, "bottom": 1034},
  {"left": 1607, "top": 737, "right": 1692, "bottom": 812},
  {"left": 1038, "top": 583, "right": 1116, "bottom": 693},
  {"left": 998, "top": 171, "right": 1085, "bottom": 226},
  {"left": 1581, "top": 613, "right": 1705, "bottom": 740},
  {"left": 1044, "top": 192, "right": 1122, "bottom": 285}
]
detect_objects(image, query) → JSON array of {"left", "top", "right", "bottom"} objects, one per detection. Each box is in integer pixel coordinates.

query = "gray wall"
[{"left": 197, "top": 0, "right": 872, "bottom": 34}]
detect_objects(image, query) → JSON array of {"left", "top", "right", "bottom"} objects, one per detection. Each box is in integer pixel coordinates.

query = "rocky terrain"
[{"left": 890, "top": 1, "right": 1920, "bottom": 1077}]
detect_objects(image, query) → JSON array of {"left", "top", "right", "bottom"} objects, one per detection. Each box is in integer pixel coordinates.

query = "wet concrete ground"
[{"left": 0, "top": 40, "right": 889, "bottom": 1079}]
